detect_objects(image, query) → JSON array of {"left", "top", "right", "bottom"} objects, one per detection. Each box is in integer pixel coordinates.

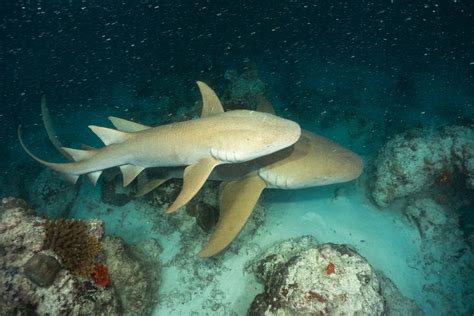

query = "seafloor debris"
[
  {"left": 247, "top": 236, "right": 422, "bottom": 315},
  {"left": 0, "top": 197, "right": 159, "bottom": 315},
  {"left": 371, "top": 125, "right": 474, "bottom": 208}
]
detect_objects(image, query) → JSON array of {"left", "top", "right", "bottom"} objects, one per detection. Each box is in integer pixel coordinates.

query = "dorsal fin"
[
  {"left": 60, "top": 147, "right": 102, "bottom": 185},
  {"left": 61, "top": 147, "right": 96, "bottom": 161},
  {"left": 255, "top": 95, "right": 276, "bottom": 115},
  {"left": 108, "top": 116, "right": 150, "bottom": 132},
  {"left": 197, "top": 81, "right": 224, "bottom": 117},
  {"left": 88, "top": 125, "right": 130, "bottom": 145}
]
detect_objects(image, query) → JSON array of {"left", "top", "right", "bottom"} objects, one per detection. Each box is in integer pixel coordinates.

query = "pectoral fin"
[
  {"left": 136, "top": 178, "right": 170, "bottom": 197},
  {"left": 198, "top": 175, "right": 267, "bottom": 257},
  {"left": 166, "top": 156, "right": 219, "bottom": 213}
]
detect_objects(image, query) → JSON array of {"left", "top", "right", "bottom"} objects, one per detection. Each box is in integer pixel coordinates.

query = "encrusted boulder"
[
  {"left": 249, "top": 243, "right": 385, "bottom": 315},
  {"left": 248, "top": 238, "right": 421, "bottom": 315},
  {"left": 103, "top": 236, "right": 160, "bottom": 316},
  {"left": 403, "top": 198, "right": 473, "bottom": 313},
  {"left": 371, "top": 125, "right": 474, "bottom": 208}
]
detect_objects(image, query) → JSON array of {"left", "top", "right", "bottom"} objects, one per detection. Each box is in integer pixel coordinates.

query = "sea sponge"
[{"left": 43, "top": 219, "right": 101, "bottom": 276}]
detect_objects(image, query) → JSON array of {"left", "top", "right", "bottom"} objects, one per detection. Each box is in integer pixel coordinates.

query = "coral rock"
[
  {"left": 371, "top": 125, "right": 474, "bottom": 208},
  {"left": 103, "top": 236, "right": 160, "bottom": 315},
  {"left": 0, "top": 198, "right": 120, "bottom": 315},
  {"left": 249, "top": 242, "right": 385, "bottom": 315}
]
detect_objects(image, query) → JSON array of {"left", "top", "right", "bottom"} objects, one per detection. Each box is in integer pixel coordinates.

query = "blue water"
[{"left": 1, "top": 1, "right": 473, "bottom": 315}]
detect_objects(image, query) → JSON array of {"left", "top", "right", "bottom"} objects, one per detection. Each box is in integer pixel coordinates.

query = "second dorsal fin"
[
  {"left": 88, "top": 125, "right": 130, "bottom": 145},
  {"left": 108, "top": 116, "right": 150, "bottom": 132}
]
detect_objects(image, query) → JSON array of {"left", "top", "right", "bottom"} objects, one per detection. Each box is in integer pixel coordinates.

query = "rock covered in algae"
[
  {"left": 103, "top": 236, "right": 161, "bottom": 316},
  {"left": 248, "top": 237, "right": 421, "bottom": 315},
  {"left": 0, "top": 196, "right": 160, "bottom": 315},
  {"left": 371, "top": 125, "right": 474, "bottom": 208},
  {"left": 404, "top": 198, "right": 473, "bottom": 313}
]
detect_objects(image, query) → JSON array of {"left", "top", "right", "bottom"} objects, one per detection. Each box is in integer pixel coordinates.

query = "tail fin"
[
  {"left": 41, "top": 96, "right": 74, "bottom": 161},
  {"left": 18, "top": 125, "right": 81, "bottom": 184}
]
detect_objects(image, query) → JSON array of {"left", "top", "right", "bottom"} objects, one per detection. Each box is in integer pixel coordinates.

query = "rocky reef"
[
  {"left": 246, "top": 236, "right": 422, "bottom": 315},
  {"left": 0, "top": 197, "right": 159, "bottom": 315},
  {"left": 371, "top": 125, "right": 474, "bottom": 208},
  {"left": 404, "top": 198, "right": 473, "bottom": 313}
]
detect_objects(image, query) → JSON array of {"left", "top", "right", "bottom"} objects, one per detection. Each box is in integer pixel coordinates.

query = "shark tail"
[
  {"left": 18, "top": 126, "right": 79, "bottom": 183},
  {"left": 18, "top": 126, "right": 102, "bottom": 185}
]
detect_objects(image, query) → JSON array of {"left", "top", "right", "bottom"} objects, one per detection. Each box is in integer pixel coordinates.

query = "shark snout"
[
  {"left": 340, "top": 151, "right": 364, "bottom": 181},
  {"left": 267, "top": 118, "right": 301, "bottom": 153}
]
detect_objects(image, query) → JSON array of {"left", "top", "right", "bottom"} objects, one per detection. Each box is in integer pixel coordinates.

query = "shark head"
[
  {"left": 206, "top": 110, "right": 301, "bottom": 163},
  {"left": 258, "top": 130, "right": 363, "bottom": 189}
]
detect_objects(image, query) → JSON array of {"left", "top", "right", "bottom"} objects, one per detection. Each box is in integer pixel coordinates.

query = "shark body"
[{"left": 19, "top": 82, "right": 301, "bottom": 213}]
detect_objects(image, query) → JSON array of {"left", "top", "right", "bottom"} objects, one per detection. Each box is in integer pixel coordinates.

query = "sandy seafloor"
[{"left": 3, "top": 60, "right": 474, "bottom": 315}]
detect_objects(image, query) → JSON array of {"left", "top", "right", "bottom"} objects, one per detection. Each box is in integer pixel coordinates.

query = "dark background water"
[{"left": 1, "top": 1, "right": 473, "bottom": 121}]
